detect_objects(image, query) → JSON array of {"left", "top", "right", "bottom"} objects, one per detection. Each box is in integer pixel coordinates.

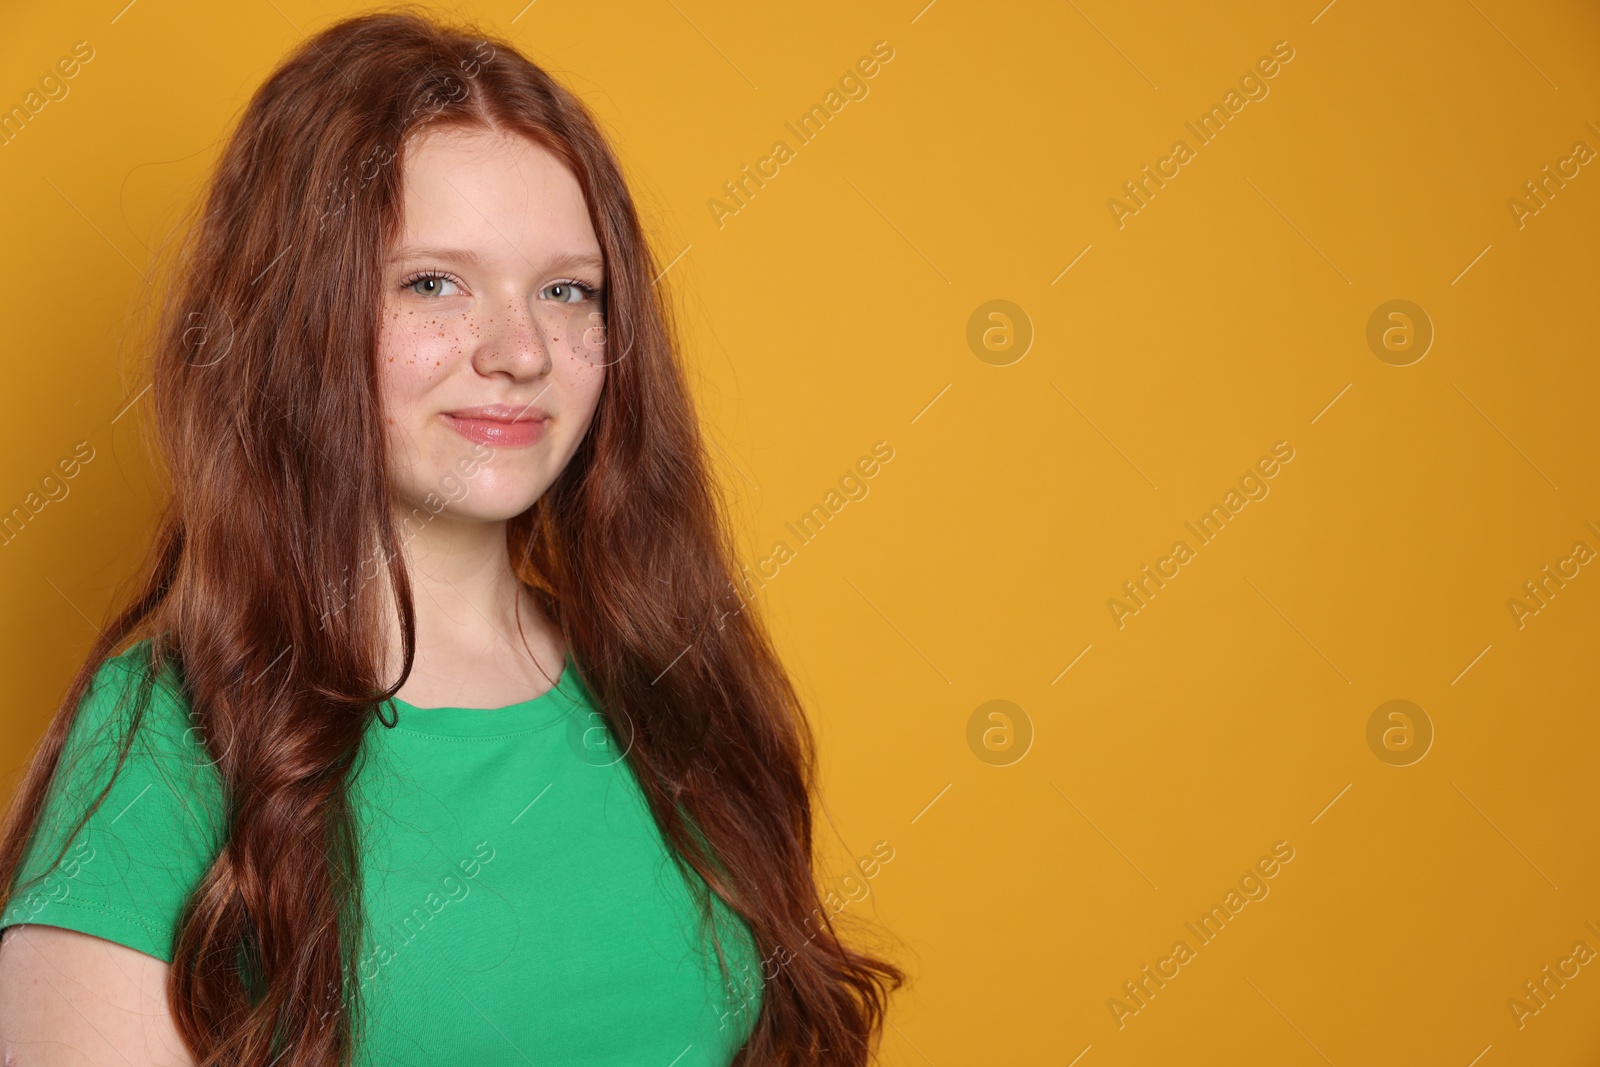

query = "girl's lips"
[{"left": 440, "top": 412, "right": 548, "bottom": 448}]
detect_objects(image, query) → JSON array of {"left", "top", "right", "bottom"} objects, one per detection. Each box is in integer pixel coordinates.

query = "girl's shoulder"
[
  {"left": 0, "top": 637, "right": 226, "bottom": 964},
  {"left": 57, "top": 637, "right": 204, "bottom": 767},
  {"left": 95, "top": 636, "right": 189, "bottom": 709}
]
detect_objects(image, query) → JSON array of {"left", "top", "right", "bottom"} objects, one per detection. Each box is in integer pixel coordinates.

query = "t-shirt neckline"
[{"left": 383, "top": 651, "right": 582, "bottom": 738}]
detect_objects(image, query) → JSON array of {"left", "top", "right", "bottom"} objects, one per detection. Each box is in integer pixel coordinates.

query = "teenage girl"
[{"left": 0, "top": 13, "right": 902, "bottom": 1066}]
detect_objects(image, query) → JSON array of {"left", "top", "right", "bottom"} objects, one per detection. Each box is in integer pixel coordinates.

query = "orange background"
[{"left": 3, "top": 1, "right": 1599, "bottom": 1063}]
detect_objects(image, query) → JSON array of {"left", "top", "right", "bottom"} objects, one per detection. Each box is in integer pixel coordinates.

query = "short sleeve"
[{"left": 1, "top": 642, "right": 227, "bottom": 963}]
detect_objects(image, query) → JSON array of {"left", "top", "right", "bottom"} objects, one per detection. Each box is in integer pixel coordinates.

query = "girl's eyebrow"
[
  {"left": 543, "top": 251, "right": 605, "bottom": 273},
  {"left": 389, "top": 245, "right": 481, "bottom": 265}
]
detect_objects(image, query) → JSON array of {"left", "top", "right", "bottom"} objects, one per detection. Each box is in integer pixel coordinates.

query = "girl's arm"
[{"left": 0, "top": 924, "right": 194, "bottom": 1066}]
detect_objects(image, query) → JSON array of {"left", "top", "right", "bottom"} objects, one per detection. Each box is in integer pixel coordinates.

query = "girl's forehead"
[{"left": 393, "top": 127, "right": 595, "bottom": 252}]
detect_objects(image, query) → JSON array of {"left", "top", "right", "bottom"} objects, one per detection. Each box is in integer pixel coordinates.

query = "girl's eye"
[
  {"left": 541, "top": 281, "right": 601, "bottom": 304},
  {"left": 403, "top": 273, "right": 460, "bottom": 297}
]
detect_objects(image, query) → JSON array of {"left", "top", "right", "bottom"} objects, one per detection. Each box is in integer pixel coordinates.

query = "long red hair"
[{"left": 0, "top": 11, "right": 903, "bottom": 1064}]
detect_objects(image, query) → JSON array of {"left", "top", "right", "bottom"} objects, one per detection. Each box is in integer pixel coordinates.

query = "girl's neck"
[{"left": 379, "top": 508, "right": 566, "bottom": 710}]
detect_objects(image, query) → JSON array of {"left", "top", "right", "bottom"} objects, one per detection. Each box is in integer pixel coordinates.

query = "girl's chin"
[{"left": 391, "top": 484, "right": 549, "bottom": 526}]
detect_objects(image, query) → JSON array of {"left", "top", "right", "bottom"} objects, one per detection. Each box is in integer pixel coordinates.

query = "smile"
[{"left": 439, "top": 408, "right": 549, "bottom": 448}]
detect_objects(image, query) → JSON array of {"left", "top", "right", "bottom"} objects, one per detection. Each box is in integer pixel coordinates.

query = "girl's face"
[{"left": 377, "top": 124, "right": 607, "bottom": 524}]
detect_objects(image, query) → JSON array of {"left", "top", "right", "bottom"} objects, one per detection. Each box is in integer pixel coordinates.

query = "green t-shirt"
[{"left": 0, "top": 641, "right": 766, "bottom": 1064}]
